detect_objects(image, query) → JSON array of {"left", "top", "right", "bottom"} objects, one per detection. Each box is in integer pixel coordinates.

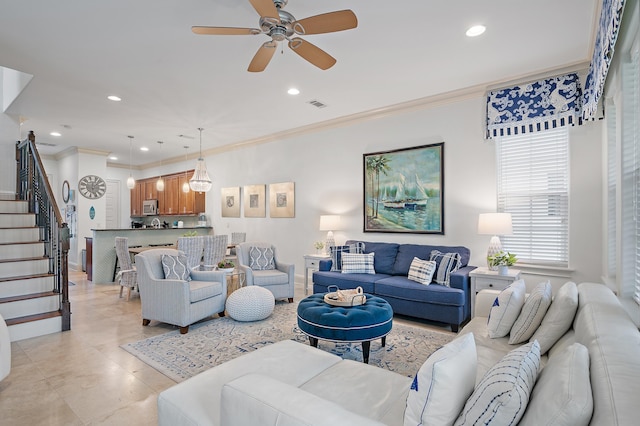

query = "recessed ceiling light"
[
  {"left": 109, "top": 156, "right": 118, "bottom": 161},
  {"left": 288, "top": 88, "right": 300, "bottom": 95},
  {"left": 466, "top": 25, "right": 486, "bottom": 37},
  {"left": 107, "top": 95, "right": 122, "bottom": 102},
  {"left": 50, "top": 131, "right": 61, "bottom": 137},
  {"left": 140, "top": 146, "right": 149, "bottom": 152}
]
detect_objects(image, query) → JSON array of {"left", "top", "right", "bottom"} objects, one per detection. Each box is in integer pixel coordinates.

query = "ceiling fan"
[{"left": 192, "top": 0, "right": 358, "bottom": 72}]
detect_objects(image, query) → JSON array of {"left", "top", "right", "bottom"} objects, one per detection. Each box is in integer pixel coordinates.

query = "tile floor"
[{"left": 0, "top": 270, "right": 449, "bottom": 425}]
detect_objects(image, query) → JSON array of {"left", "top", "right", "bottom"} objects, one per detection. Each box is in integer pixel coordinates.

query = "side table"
[
  {"left": 303, "top": 254, "right": 330, "bottom": 295},
  {"left": 469, "top": 267, "right": 521, "bottom": 316}
]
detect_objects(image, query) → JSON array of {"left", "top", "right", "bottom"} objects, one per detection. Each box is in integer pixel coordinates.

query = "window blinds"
[{"left": 496, "top": 128, "right": 569, "bottom": 267}]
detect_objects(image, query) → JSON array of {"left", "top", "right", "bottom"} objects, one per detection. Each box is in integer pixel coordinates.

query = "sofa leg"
[
  {"left": 218, "top": 311, "right": 226, "bottom": 317},
  {"left": 142, "top": 319, "right": 150, "bottom": 326},
  {"left": 451, "top": 324, "right": 459, "bottom": 333},
  {"left": 180, "top": 326, "right": 189, "bottom": 334},
  {"left": 288, "top": 298, "right": 294, "bottom": 303},
  {"left": 362, "top": 341, "right": 371, "bottom": 364}
]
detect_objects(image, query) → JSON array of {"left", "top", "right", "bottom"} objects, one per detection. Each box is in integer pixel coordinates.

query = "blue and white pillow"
[
  {"left": 429, "top": 250, "right": 461, "bottom": 286},
  {"left": 509, "top": 280, "right": 552, "bottom": 344},
  {"left": 487, "top": 279, "right": 526, "bottom": 338},
  {"left": 454, "top": 340, "right": 541, "bottom": 426},
  {"left": 407, "top": 257, "right": 437, "bottom": 285},
  {"left": 249, "top": 246, "right": 275, "bottom": 270},
  {"left": 330, "top": 242, "right": 365, "bottom": 271},
  {"left": 341, "top": 252, "right": 375, "bottom": 274},
  {"left": 161, "top": 254, "right": 191, "bottom": 281}
]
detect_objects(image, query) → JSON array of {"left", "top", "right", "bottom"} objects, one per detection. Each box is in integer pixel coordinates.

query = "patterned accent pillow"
[
  {"left": 405, "top": 333, "right": 477, "bottom": 426},
  {"left": 161, "top": 254, "right": 191, "bottom": 281},
  {"left": 248, "top": 246, "right": 276, "bottom": 270},
  {"left": 487, "top": 279, "right": 526, "bottom": 338},
  {"left": 509, "top": 280, "right": 552, "bottom": 344},
  {"left": 429, "top": 250, "right": 461, "bottom": 286},
  {"left": 329, "top": 242, "right": 365, "bottom": 272},
  {"left": 407, "top": 257, "right": 437, "bottom": 285},
  {"left": 341, "top": 252, "right": 375, "bottom": 274},
  {"left": 454, "top": 340, "right": 541, "bottom": 426}
]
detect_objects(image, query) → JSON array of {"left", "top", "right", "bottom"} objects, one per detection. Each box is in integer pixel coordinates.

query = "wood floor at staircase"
[{"left": 3, "top": 310, "right": 62, "bottom": 326}]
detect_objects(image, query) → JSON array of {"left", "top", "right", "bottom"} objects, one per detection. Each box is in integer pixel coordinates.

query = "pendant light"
[
  {"left": 126, "top": 135, "right": 136, "bottom": 189},
  {"left": 182, "top": 145, "right": 191, "bottom": 193},
  {"left": 156, "top": 141, "right": 165, "bottom": 192},
  {"left": 189, "top": 127, "right": 212, "bottom": 192}
]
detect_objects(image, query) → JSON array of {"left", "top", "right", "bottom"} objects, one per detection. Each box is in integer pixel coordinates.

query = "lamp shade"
[
  {"left": 319, "top": 215, "right": 341, "bottom": 231},
  {"left": 478, "top": 213, "right": 513, "bottom": 235}
]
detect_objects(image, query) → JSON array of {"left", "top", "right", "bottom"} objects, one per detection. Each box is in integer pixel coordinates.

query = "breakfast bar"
[{"left": 88, "top": 227, "right": 212, "bottom": 284}]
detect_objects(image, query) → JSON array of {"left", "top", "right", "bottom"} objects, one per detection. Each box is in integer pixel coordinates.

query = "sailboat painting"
[{"left": 363, "top": 143, "right": 444, "bottom": 234}]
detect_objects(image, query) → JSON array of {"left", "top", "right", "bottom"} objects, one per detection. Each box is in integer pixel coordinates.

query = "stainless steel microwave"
[{"left": 143, "top": 199, "right": 158, "bottom": 215}]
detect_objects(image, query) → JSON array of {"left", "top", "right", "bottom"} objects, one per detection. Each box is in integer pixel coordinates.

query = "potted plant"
[
  {"left": 217, "top": 260, "right": 235, "bottom": 272},
  {"left": 487, "top": 251, "right": 517, "bottom": 275}
]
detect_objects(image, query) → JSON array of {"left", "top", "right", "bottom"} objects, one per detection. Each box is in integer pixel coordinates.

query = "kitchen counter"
[{"left": 88, "top": 227, "right": 212, "bottom": 284}]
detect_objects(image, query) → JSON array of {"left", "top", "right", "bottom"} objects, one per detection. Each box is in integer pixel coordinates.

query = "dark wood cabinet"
[{"left": 130, "top": 170, "right": 204, "bottom": 217}]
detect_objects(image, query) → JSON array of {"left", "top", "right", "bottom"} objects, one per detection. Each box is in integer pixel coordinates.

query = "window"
[{"left": 496, "top": 128, "right": 570, "bottom": 267}]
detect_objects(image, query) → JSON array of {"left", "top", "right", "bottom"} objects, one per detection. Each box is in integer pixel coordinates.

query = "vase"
[{"left": 498, "top": 265, "right": 509, "bottom": 275}]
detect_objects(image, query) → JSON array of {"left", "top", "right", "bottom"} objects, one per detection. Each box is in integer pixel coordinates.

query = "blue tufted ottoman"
[{"left": 296, "top": 293, "right": 393, "bottom": 363}]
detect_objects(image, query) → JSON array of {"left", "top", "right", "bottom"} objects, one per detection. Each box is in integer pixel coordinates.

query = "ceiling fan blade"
[
  {"left": 288, "top": 37, "right": 336, "bottom": 70},
  {"left": 192, "top": 26, "right": 260, "bottom": 36},
  {"left": 248, "top": 41, "right": 277, "bottom": 72},
  {"left": 293, "top": 10, "right": 357, "bottom": 35},
  {"left": 249, "top": 0, "right": 280, "bottom": 23}
]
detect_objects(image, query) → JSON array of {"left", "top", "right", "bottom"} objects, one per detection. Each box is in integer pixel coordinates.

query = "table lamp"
[
  {"left": 478, "top": 212, "right": 513, "bottom": 270},
  {"left": 319, "top": 215, "right": 341, "bottom": 255}
]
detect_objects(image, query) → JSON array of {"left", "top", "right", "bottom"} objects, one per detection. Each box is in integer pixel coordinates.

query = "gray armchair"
[
  {"left": 135, "top": 248, "right": 227, "bottom": 334},
  {"left": 236, "top": 242, "right": 294, "bottom": 303}
]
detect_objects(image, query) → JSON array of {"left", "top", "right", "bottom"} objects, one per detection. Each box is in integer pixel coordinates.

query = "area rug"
[{"left": 121, "top": 301, "right": 455, "bottom": 383}]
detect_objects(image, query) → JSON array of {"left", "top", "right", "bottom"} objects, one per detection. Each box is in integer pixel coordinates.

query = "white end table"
[
  {"left": 469, "top": 267, "right": 521, "bottom": 316},
  {"left": 303, "top": 254, "right": 331, "bottom": 295}
]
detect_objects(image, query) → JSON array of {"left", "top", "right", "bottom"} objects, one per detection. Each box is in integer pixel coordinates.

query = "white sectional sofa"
[{"left": 157, "top": 282, "right": 640, "bottom": 425}]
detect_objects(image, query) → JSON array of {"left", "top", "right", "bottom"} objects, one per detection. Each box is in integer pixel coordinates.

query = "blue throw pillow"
[
  {"left": 429, "top": 250, "right": 461, "bottom": 287},
  {"left": 330, "top": 242, "right": 365, "bottom": 271}
]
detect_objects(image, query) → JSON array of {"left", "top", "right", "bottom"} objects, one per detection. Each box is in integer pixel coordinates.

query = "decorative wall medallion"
[
  {"left": 89, "top": 206, "right": 95, "bottom": 220},
  {"left": 62, "top": 180, "right": 70, "bottom": 203},
  {"left": 78, "top": 175, "right": 107, "bottom": 199}
]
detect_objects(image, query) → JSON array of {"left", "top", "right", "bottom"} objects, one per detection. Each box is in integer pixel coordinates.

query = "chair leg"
[
  {"left": 288, "top": 297, "right": 294, "bottom": 303},
  {"left": 142, "top": 319, "right": 150, "bottom": 326},
  {"left": 126, "top": 287, "right": 131, "bottom": 301},
  {"left": 179, "top": 326, "right": 189, "bottom": 334},
  {"left": 218, "top": 311, "right": 226, "bottom": 317},
  {"left": 119, "top": 285, "right": 124, "bottom": 298}
]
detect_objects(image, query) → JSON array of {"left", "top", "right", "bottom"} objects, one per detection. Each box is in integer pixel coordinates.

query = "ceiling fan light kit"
[
  {"left": 191, "top": 0, "right": 357, "bottom": 72},
  {"left": 189, "top": 128, "right": 212, "bottom": 193}
]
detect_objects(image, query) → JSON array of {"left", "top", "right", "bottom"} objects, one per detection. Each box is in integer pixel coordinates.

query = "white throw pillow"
[
  {"left": 404, "top": 333, "right": 477, "bottom": 426},
  {"left": 455, "top": 340, "right": 541, "bottom": 426},
  {"left": 509, "top": 280, "right": 553, "bottom": 344},
  {"left": 530, "top": 281, "right": 578, "bottom": 354},
  {"left": 487, "top": 279, "right": 526, "bottom": 338},
  {"left": 341, "top": 252, "right": 375, "bottom": 274},
  {"left": 518, "top": 343, "right": 593, "bottom": 426},
  {"left": 407, "top": 257, "right": 437, "bottom": 285}
]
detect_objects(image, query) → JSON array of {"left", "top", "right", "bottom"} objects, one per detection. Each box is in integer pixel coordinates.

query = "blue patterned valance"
[
  {"left": 582, "top": 0, "right": 626, "bottom": 120},
  {"left": 486, "top": 73, "right": 582, "bottom": 139}
]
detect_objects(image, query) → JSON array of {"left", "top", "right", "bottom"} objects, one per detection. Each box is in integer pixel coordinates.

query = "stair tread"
[
  {"left": 0, "top": 256, "right": 47, "bottom": 264},
  {"left": 0, "top": 290, "right": 58, "bottom": 304},
  {"left": 4, "top": 310, "right": 62, "bottom": 326},
  {"left": 0, "top": 212, "right": 34, "bottom": 215},
  {"left": 0, "top": 226, "right": 39, "bottom": 229},
  {"left": 0, "top": 241, "right": 43, "bottom": 246},
  {"left": 0, "top": 272, "right": 53, "bottom": 283}
]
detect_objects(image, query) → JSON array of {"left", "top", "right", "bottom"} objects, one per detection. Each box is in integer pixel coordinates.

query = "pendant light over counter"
[
  {"left": 189, "top": 127, "right": 212, "bottom": 193},
  {"left": 126, "top": 135, "right": 136, "bottom": 189},
  {"left": 156, "top": 141, "right": 165, "bottom": 192},
  {"left": 182, "top": 145, "right": 190, "bottom": 193}
]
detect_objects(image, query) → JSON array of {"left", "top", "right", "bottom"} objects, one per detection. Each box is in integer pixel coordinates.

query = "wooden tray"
[{"left": 324, "top": 287, "right": 366, "bottom": 307}]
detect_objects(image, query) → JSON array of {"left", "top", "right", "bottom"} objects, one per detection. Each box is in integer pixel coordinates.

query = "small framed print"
[
  {"left": 221, "top": 187, "right": 240, "bottom": 217},
  {"left": 243, "top": 184, "right": 266, "bottom": 218},
  {"left": 269, "top": 182, "right": 294, "bottom": 218}
]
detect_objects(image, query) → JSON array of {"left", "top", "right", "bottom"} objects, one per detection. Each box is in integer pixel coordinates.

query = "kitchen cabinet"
[
  {"left": 161, "top": 175, "right": 180, "bottom": 215},
  {"left": 130, "top": 170, "right": 205, "bottom": 217},
  {"left": 130, "top": 181, "right": 143, "bottom": 217}
]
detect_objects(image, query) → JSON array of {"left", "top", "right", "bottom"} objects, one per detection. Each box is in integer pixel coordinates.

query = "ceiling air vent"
[
  {"left": 307, "top": 99, "right": 327, "bottom": 109},
  {"left": 36, "top": 142, "right": 57, "bottom": 147}
]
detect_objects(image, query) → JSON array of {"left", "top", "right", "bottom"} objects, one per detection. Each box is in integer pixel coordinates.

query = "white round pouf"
[{"left": 226, "top": 286, "right": 275, "bottom": 322}]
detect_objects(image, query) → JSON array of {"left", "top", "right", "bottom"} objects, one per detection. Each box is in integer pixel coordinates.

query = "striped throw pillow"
[
  {"left": 455, "top": 340, "right": 541, "bottom": 426},
  {"left": 429, "top": 250, "right": 461, "bottom": 286},
  {"left": 509, "top": 280, "right": 552, "bottom": 344},
  {"left": 330, "top": 242, "right": 365, "bottom": 271},
  {"left": 407, "top": 257, "right": 437, "bottom": 285},
  {"left": 341, "top": 252, "right": 375, "bottom": 274}
]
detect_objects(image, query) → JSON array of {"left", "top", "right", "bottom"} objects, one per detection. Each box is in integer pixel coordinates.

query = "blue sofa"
[{"left": 312, "top": 240, "right": 476, "bottom": 332}]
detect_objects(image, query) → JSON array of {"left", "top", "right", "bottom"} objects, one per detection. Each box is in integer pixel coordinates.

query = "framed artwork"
[
  {"left": 269, "top": 182, "right": 295, "bottom": 218},
  {"left": 221, "top": 187, "right": 240, "bottom": 217},
  {"left": 363, "top": 142, "right": 444, "bottom": 234},
  {"left": 243, "top": 184, "right": 266, "bottom": 218}
]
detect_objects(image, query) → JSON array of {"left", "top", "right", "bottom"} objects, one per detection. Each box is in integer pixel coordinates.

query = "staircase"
[{"left": 0, "top": 198, "right": 62, "bottom": 341}]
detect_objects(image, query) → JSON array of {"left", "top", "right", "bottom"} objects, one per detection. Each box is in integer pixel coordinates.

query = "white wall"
[{"left": 0, "top": 113, "right": 19, "bottom": 196}]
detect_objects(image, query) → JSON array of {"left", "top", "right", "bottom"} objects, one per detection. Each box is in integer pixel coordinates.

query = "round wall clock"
[
  {"left": 78, "top": 175, "right": 107, "bottom": 199},
  {"left": 62, "top": 180, "right": 70, "bottom": 203}
]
